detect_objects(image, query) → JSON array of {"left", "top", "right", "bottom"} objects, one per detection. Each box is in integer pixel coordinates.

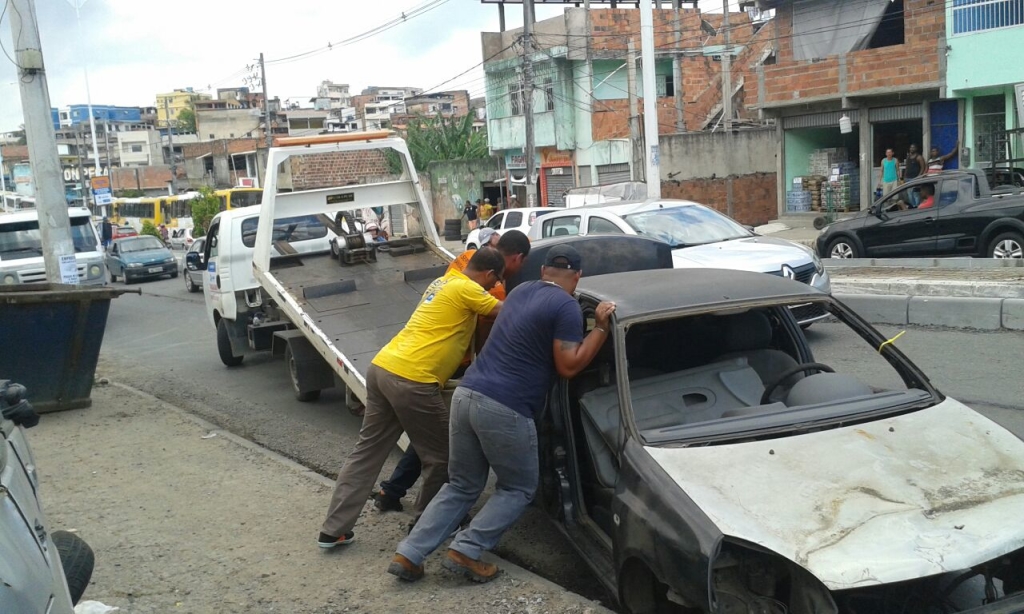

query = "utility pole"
[
  {"left": 672, "top": 0, "right": 685, "bottom": 132},
  {"left": 67, "top": 0, "right": 101, "bottom": 210},
  {"left": 626, "top": 40, "right": 643, "bottom": 182},
  {"left": 260, "top": 53, "right": 272, "bottom": 150},
  {"left": 163, "top": 97, "right": 176, "bottom": 195},
  {"left": 522, "top": 0, "right": 538, "bottom": 207},
  {"left": 722, "top": 0, "right": 733, "bottom": 132},
  {"left": 639, "top": 0, "right": 661, "bottom": 199},
  {"left": 10, "top": 0, "right": 77, "bottom": 284}
]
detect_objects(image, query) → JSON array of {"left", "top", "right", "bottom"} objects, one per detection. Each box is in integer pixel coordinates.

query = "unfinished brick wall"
[
  {"left": 288, "top": 150, "right": 393, "bottom": 191},
  {"left": 661, "top": 172, "right": 778, "bottom": 226},
  {"left": 591, "top": 98, "right": 678, "bottom": 141},
  {"left": 762, "top": 0, "right": 943, "bottom": 105}
]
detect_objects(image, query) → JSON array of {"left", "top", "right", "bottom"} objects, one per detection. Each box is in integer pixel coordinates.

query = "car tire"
[
  {"left": 185, "top": 274, "right": 197, "bottom": 293},
  {"left": 108, "top": 269, "right": 118, "bottom": 283},
  {"left": 620, "top": 561, "right": 674, "bottom": 614},
  {"left": 51, "top": 530, "right": 94, "bottom": 606},
  {"left": 988, "top": 231, "right": 1024, "bottom": 259},
  {"left": 286, "top": 344, "right": 321, "bottom": 402},
  {"left": 217, "top": 319, "right": 244, "bottom": 367},
  {"left": 123, "top": 273, "right": 133, "bottom": 284},
  {"left": 827, "top": 237, "right": 859, "bottom": 259}
]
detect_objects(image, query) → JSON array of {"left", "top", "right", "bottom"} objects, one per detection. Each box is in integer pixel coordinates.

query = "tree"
[
  {"left": 189, "top": 186, "right": 220, "bottom": 238},
  {"left": 14, "top": 125, "right": 26, "bottom": 145},
  {"left": 404, "top": 112, "right": 488, "bottom": 171},
  {"left": 176, "top": 108, "right": 197, "bottom": 134},
  {"left": 140, "top": 220, "right": 161, "bottom": 239}
]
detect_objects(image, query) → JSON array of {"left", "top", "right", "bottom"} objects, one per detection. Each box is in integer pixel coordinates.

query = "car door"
[
  {"left": 858, "top": 181, "right": 939, "bottom": 257},
  {"left": 202, "top": 219, "right": 221, "bottom": 322},
  {"left": 107, "top": 243, "right": 122, "bottom": 275}
]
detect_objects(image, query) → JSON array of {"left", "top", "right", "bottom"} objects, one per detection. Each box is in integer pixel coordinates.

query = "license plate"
[{"left": 148, "top": 267, "right": 162, "bottom": 273}]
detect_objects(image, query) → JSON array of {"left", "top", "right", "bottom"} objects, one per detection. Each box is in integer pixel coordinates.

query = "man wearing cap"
[{"left": 388, "top": 244, "right": 615, "bottom": 583}]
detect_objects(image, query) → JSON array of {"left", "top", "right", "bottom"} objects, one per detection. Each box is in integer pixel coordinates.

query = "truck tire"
[
  {"left": 51, "top": 530, "right": 94, "bottom": 605},
  {"left": 286, "top": 344, "right": 321, "bottom": 402},
  {"left": 217, "top": 319, "right": 244, "bottom": 367}
]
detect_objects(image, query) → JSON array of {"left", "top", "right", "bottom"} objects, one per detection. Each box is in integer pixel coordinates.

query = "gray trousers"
[{"left": 321, "top": 364, "right": 450, "bottom": 538}]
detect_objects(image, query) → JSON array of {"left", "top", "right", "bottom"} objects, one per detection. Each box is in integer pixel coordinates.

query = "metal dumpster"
[{"left": 0, "top": 284, "right": 131, "bottom": 413}]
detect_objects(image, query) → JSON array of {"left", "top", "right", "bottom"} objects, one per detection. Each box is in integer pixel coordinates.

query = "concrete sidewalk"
[{"left": 27, "top": 381, "right": 611, "bottom": 614}]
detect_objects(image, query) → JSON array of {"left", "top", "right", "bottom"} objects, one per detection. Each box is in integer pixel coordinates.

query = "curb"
[
  {"left": 826, "top": 257, "right": 1024, "bottom": 270},
  {"left": 832, "top": 278, "right": 1024, "bottom": 299},
  {"left": 836, "top": 294, "right": 1024, "bottom": 331},
  {"left": 107, "top": 381, "right": 614, "bottom": 612}
]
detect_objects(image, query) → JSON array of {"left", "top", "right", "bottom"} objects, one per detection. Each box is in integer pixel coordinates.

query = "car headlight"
[
  {"left": 128, "top": 262, "right": 143, "bottom": 268},
  {"left": 89, "top": 265, "right": 101, "bottom": 278},
  {"left": 3, "top": 274, "right": 17, "bottom": 284},
  {"left": 812, "top": 252, "right": 825, "bottom": 274},
  {"left": 164, "top": 257, "right": 175, "bottom": 264}
]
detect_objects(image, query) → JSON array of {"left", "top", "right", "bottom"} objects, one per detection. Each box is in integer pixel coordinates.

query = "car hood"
[
  {"left": 645, "top": 399, "right": 1024, "bottom": 590},
  {"left": 671, "top": 236, "right": 813, "bottom": 272},
  {"left": 120, "top": 248, "right": 173, "bottom": 263}
]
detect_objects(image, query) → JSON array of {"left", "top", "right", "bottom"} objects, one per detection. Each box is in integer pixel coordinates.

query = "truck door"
[
  {"left": 933, "top": 178, "right": 976, "bottom": 255},
  {"left": 202, "top": 218, "right": 221, "bottom": 327}
]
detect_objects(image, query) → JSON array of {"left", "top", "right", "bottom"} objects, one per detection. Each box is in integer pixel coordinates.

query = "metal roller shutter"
[
  {"left": 596, "top": 163, "right": 631, "bottom": 185},
  {"left": 869, "top": 104, "right": 923, "bottom": 122},
  {"left": 545, "top": 167, "right": 575, "bottom": 207},
  {"left": 782, "top": 111, "right": 860, "bottom": 130}
]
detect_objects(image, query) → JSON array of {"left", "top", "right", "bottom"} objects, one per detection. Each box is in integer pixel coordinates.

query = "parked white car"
[
  {"left": 465, "top": 207, "right": 560, "bottom": 249},
  {"left": 167, "top": 227, "right": 195, "bottom": 250},
  {"left": 526, "top": 199, "right": 832, "bottom": 325}
]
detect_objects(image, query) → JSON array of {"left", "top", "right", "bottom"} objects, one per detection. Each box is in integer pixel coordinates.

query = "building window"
[
  {"left": 203, "top": 157, "right": 214, "bottom": 175},
  {"left": 974, "top": 94, "right": 1006, "bottom": 165},
  {"left": 953, "top": 0, "right": 1024, "bottom": 35},
  {"left": 509, "top": 82, "right": 524, "bottom": 116},
  {"left": 867, "top": 0, "right": 905, "bottom": 48},
  {"left": 543, "top": 78, "right": 555, "bottom": 112},
  {"left": 657, "top": 73, "right": 675, "bottom": 97},
  {"left": 130, "top": 145, "right": 143, "bottom": 153}
]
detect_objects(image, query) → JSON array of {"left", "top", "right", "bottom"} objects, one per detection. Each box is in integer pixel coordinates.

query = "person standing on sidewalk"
[
  {"left": 387, "top": 245, "right": 615, "bottom": 582},
  {"left": 371, "top": 231, "right": 531, "bottom": 515},
  {"left": 462, "top": 199, "right": 479, "bottom": 231},
  {"left": 878, "top": 148, "right": 900, "bottom": 197},
  {"left": 317, "top": 248, "right": 506, "bottom": 549}
]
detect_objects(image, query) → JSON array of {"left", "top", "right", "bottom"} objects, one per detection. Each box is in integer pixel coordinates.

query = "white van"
[
  {"left": 0, "top": 207, "right": 106, "bottom": 286},
  {"left": 189, "top": 208, "right": 336, "bottom": 364}
]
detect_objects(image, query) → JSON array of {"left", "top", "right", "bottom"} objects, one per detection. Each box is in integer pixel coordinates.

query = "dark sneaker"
[
  {"left": 317, "top": 531, "right": 356, "bottom": 549},
  {"left": 387, "top": 553, "right": 424, "bottom": 582},
  {"left": 371, "top": 489, "right": 403, "bottom": 512},
  {"left": 442, "top": 549, "right": 500, "bottom": 583}
]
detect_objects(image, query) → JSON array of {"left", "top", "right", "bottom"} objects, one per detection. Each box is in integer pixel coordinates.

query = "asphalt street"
[{"left": 98, "top": 273, "right": 1024, "bottom": 608}]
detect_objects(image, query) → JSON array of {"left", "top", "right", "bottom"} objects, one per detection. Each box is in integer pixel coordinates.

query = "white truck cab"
[{"left": 0, "top": 207, "right": 106, "bottom": 286}]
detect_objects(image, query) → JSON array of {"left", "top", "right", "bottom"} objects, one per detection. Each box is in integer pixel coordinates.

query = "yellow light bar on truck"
[{"left": 273, "top": 131, "right": 395, "bottom": 147}]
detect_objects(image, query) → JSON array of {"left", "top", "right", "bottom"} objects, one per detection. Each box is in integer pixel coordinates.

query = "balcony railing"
[{"left": 953, "top": 0, "right": 1024, "bottom": 35}]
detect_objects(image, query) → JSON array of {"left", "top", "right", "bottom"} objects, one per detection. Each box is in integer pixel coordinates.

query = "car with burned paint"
[{"left": 508, "top": 236, "right": 1024, "bottom": 613}]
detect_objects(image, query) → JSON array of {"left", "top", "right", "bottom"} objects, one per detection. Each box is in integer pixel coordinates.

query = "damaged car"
[{"left": 513, "top": 242, "right": 1024, "bottom": 614}]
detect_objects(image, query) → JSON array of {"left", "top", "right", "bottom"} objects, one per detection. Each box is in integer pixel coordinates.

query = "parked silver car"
[
  {"left": 526, "top": 199, "right": 832, "bottom": 325},
  {"left": 1, "top": 380, "right": 94, "bottom": 612},
  {"left": 183, "top": 236, "right": 206, "bottom": 293}
]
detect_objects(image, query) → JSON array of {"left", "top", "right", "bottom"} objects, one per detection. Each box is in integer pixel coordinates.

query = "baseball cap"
[
  {"left": 477, "top": 227, "right": 498, "bottom": 246},
  {"left": 544, "top": 244, "right": 582, "bottom": 271}
]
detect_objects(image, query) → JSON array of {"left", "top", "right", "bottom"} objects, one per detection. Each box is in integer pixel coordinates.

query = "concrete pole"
[
  {"left": 10, "top": 0, "right": 77, "bottom": 284},
  {"left": 163, "top": 97, "right": 176, "bottom": 195},
  {"left": 672, "top": 0, "right": 685, "bottom": 132},
  {"left": 639, "top": 0, "right": 661, "bottom": 198},
  {"left": 523, "top": 0, "right": 538, "bottom": 206},
  {"left": 68, "top": 0, "right": 101, "bottom": 208},
  {"left": 260, "top": 53, "right": 273, "bottom": 150},
  {"left": 0, "top": 145, "right": 7, "bottom": 193},
  {"left": 627, "top": 40, "right": 642, "bottom": 182},
  {"left": 722, "top": 0, "right": 733, "bottom": 132}
]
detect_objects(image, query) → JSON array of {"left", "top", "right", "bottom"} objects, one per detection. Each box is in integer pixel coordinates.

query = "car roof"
[
  {"left": 545, "top": 199, "right": 706, "bottom": 217},
  {"left": 576, "top": 268, "right": 825, "bottom": 321},
  {"left": 495, "top": 206, "right": 559, "bottom": 214}
]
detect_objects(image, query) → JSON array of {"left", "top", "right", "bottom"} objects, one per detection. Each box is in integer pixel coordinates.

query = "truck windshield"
[
  {"left": 623, "top": 204, "right": 752, "bottom": 248},
  {"left": 0, "top": 216, "right": 99, "bottom": 261}
]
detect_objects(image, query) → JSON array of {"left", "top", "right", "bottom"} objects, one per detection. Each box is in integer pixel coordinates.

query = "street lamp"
[{"left": 66, "top": 0, "right": 102, "bottom": 213}]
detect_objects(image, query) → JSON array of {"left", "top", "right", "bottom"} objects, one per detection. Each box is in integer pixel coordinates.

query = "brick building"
[
  {"left": 481, "top": 6, "right": 773, "bottom": 206},
  {"left": 753, "top": 0, "right": 954, "bottom": 215}
]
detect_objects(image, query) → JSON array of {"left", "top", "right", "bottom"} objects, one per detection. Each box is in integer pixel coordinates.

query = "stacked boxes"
[
  {"left": 809, "top": 148, "right": 849, "bottom": 177},
  {"left": 822, "top": 162, "right": 861, "bottom": 211},
  {"left": 787, "top": 175, "right": 826, "bottom": 212}
]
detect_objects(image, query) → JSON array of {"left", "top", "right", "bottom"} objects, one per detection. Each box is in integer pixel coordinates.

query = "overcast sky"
[{"left": 1, "top": 0, "right": 728, "bottom": 134}]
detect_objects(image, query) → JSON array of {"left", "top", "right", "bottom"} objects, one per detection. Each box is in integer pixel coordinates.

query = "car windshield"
[
  {"left": 0, "top": 216, "right": 99, "bottom": 260},
  {"left": 573, "top": 300, "right": 935, "bottom": 446},
  {"left": 622, "top": 204, "right": 752, "bottom": 248},
  {"left": 120, "top": 236, "right": 166, "bottom": 252}
]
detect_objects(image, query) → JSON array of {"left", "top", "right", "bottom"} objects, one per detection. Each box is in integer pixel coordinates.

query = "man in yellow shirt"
[{"left": 318, "top": 248, "right": 506, "bottom": 549}]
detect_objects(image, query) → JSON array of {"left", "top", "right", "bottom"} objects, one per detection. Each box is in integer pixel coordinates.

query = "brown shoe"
[
  {"left": 387, "top": 553, "right": 424, "bottom": 582},
  {"left": 442, "top": 549, "right": 500, "bottom": 583}
]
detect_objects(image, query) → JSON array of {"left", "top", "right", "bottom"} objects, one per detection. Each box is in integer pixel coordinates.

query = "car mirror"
[
  {"left": 185, "top": 251, "right": 204, "bottom": 270},
  {"left": 743, "top": 225, "right": 756, "bottom": 234}
]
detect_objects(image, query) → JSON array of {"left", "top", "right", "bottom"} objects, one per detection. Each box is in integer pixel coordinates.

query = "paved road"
[{"left": 98, "top": 274, "right": 1024, "bottom": 609}]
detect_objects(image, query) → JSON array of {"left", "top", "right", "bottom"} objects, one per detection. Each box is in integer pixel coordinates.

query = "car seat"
[{"left": 714, "top": 311, "right": 802, "bottom": 402}]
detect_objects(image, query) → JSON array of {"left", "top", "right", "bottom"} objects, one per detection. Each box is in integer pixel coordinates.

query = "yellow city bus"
[
  {"left": 214, "top": 187, "right": 263, "bottom": 211},
  {"left": 112, "top": 193, "right": 198, "bottom": 231}
]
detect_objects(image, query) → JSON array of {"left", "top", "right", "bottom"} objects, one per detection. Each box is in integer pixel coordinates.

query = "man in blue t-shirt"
[{"left": 387, "top": 244, "right": 616, "bottom": 583}]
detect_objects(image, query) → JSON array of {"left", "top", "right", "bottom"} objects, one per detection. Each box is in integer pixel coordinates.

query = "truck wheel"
[
  {"left": 988, "top": 231, "right": 1024, "bottom": 259},
  {"left": 286, "top": 344, "right": 321, "bottom": 402},
  {"left": 217, "top": 319, "right": 244, "bottom": 367},
  {"left": 51, "top": 530, "right": 94, "bottom": 605}
]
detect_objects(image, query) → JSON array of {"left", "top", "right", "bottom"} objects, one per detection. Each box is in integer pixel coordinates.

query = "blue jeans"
[
  {"left": 380, "top": 446, "right": 421, "bottom": 499},
  {"left": 396, "top": 387, "right": 538, "bottom": 565}
]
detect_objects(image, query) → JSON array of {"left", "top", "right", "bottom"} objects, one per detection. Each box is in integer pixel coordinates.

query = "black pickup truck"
[{"left": 816, "top": 169, "right": 1024, "bottom": 259}]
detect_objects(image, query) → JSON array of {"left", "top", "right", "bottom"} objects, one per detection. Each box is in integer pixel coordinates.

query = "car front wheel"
[
  {"left": 827, "top": 237, "right": 859, "bottom": 259},
  {"left": 185, "top": 273, "right": 197, "bottom": 292},
  {"left": 989, "top": 231, "right": 1024, "bottom": 259}
]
